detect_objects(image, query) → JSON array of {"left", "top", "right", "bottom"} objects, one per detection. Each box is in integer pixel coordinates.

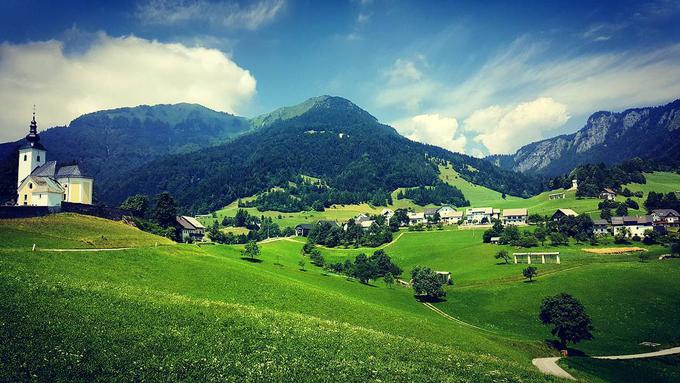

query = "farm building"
[
  {"left": 611, "top": 216, "right": 653, "bottom": 237},
  {"left": 381, "top": 208, "right": 394, "bottom": 222},
  {"left": 465, "top": 207, "right": 493, "bottom": 224},
  {"left": 599, "top": 188, "right": 616, "bottom": 201},
  {"left": 423, "top": 208, "right": 439, "bottom": 221},
  {"left": 592, "top": 219, "right": 610, "bottom": 235},
  {"left": 175, "top": 216, "right": 205, "bottom": 242},
  {"left": 651, "top": 209, "right": 680, "bottom": 227},
  {"left": 295, "top": 223, "right": 314, "bottom": 237},
  {"left": 551, "top": 208, "right": 578, "bottom": 221},
  {"left": 439, "top": 209, "right": 463, "bottom": 225},
  {"left": 407, "top": 212, "right": 425, "bottom": 226},
  {"left": 501, "top": 208, "right": 528, "bottom": 225},
  {"left": 549, "top": 192, "right": 565, "bottom": 200}
]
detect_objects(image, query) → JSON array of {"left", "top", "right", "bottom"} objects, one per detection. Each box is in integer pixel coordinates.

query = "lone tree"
[
  {"left": 119, "top": 194, "right": 149, "bottom": 218},
  {"left": 539, "top": 293, "right": 594, "bottom": 349},
  {"left": 242, "top": 240, "right": 260, "bottom": 260},
  {"left": 495, "top": 250, "right": 511, "bottom": 264},
  {"left": 523, "top": 266, "right": 537, "bottom": 282},
  {"left": 152, "top": 192, "right": 177, "bottom": 228},
  {"left": 298, "top": 258, "right": 306, "bottom": 271},
  {"left": 671, "top": 242, "right": 680, "bottom": 257},
  {"left": 411, "top": 266, "right": 446, "bottom": 300}
]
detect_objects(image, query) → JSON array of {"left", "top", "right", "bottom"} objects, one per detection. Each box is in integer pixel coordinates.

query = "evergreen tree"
[{"left": 152, "top": 192, "right": 177, "bottom": 228}]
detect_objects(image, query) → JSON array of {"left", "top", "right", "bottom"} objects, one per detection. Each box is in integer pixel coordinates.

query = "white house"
[
  {"left": 439, "top": 209, "right": 463, "bottom": 225},
  {"left": 381, "top": 208, "right": 394, "bottom": 222},
  {"left": 611, "top": 216, "right": 654, "bottom": 237},
  {"left": 501, "top": 208, "right": 528, "bottom": 225},
  {"left": 175, "top": 216, "right": 205, "bottom": 242},
  {"left": 407, "top": 212, "right": 425, "bottom": 225},
  {"left": 465, "top": 207, "right": 493, "bottom": 224},
  {"left": 651, "top": 209, "right": 680, "bottom": 227},
  {"left": 16, "top": 113, "right": 93, "bottom": 207}
]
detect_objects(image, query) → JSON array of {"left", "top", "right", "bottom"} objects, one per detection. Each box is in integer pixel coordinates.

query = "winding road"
[{"left": 532, "top": 346, "right": 680, "bottom": 380}]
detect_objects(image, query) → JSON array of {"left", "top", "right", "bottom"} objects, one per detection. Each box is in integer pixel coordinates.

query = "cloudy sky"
[{"left": 1, "top": 0, "right": 679, "bottom": 156}]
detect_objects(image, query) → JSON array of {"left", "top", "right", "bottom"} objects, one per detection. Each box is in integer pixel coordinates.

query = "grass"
[
  {"left": 0, "top": 213, "right": 556, "bottom": 382},
  {"left": 3, "top": 179, "right": 680, "bottom": 382},
  {"left": 559, "top": 355, "right": 680, "bottom": 383},
  {"left": 0, "top": 213, "right": 173, "bottom": 249}
]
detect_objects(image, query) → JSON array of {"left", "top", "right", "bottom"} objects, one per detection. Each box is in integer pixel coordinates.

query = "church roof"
[
  {"left": 19, "top": 175, "right": 64, "bottom": 194},
  {"left": 56, "top": 164, "right": 90, "bottom": 178},
  {"left": 19, "top": 141, "right": 46, "bottom": 150},
  {"left": 31, "top": 161, "right": 58, "bottom": 177}
]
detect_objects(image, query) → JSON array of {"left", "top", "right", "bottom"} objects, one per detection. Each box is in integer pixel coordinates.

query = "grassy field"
[
  {"left": 3, "top": 189, "right": 680, "bottom": 382},
  {"left": 559, "top": 355, "right": 680, "bottom": 383},
  {"left": 0, "top": 214, "right": 557, "bottom": 382},
  {"left": 0, "top": 213, "right": 174, "bottom": 249}
]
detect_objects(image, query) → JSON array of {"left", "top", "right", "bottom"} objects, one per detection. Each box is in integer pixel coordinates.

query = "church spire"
[{"left": 26, "top": 105, "right": 40, "bottom": 144}]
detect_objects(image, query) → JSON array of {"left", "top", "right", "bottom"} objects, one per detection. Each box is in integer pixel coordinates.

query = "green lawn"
[{"left": 560, "top": 355, "right": 680, "bottom": 383}]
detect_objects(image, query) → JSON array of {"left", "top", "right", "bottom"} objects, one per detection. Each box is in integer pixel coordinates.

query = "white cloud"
[
  {"left": 463, "top": 97, "right": 570, "bottom": 154},
  {"left": 136, "top": 0, "right": 285, "bottom": 30},
  {"left": 0, "top": 33, "right": 256, "bottom": 142},
  {"left": 375, "top": 58, "right": 437, "bottom": 111},
  {"left": 392, "top": 113, "right": 467, "bottom": 153}
]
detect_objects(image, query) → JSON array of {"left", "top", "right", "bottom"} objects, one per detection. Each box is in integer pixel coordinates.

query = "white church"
[{"left": 16, "top": 113, "right": 94, "bottom": 207}]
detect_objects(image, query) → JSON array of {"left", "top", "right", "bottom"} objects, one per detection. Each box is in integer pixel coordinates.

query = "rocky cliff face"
[{"left": 488, "top": 99, "right": 680, "bottom": 176}]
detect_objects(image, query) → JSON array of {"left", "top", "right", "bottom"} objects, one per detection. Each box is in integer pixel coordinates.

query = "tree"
[
  {"left": 119, "top": 194, "right": 149, "bottom": 217},
  {"left": 672, "top": 242, "right": 680, "bottom": 257},
  {"left": 384, "top": 272, "right": 395, "bottom": 288},
  {"left": 615, "top": 204, "right": 628, "bottom": 217},
  {"left": 302, "top": 240, "right": 316, "bottom": 255},
  {"left": 353, "top": 253, "right": 378, "bottom": 284},
  {"left": 534, "top": 225, "right": 548, "bottom": 246},
  {"left": 309, "top": 249, "right": 325, "bottom": 267},
  {"left": 311, "top": 200, "right": 325, "bottom": 212},
  {"left": 625, "top": 198, "right": 639, "bottom": 210},
  {"left": 152, "top": 192, "right": 177, "bottom": 228},
  {"left": 495, "top": 250, "right": 511, "bottom": 264},
  {"left": 370, "top": 250, "right": 402, "bottom": 277},
  {"left": 637, "top": 251, "right": 650, "bottom": 263},
  {"left": 410, "top": 266, "right": 446, "bottom": 299},
  {"left": 523, "top": 266, "right": 537, "bottom": 282},
  {"left": 234, "top": 209, "right": 249, "bottom": 227},
  {"left": 599, "top": 208, "right": 612, "bottom": 220},
  {"left": 298, "top": 258, "right": 306, "bottom": 271},
  {"left": 242, "top": 240, "right": 260, "bottom": 259},
  {"left": 549, "top": 232, "right": 568, "bottom": 246},
  {"left": 539, "top": 293, "right": 594, "bottom": 348}
]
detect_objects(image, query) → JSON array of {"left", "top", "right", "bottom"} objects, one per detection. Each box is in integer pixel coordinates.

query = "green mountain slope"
[
  {"left": 0, "top": 103, "right": 250, "bottom": 204},
  {"left": 100, "top": 96, "right": 545, "bottom": 213}
]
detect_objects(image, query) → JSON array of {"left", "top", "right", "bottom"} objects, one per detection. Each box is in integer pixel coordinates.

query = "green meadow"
[{"left": 2, "top": 212, "right": 679, "bottom": 381}]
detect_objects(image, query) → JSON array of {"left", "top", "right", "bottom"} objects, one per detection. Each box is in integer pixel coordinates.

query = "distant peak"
[{"left": 250, "top": 95, "right": 376, "bottom": 128}]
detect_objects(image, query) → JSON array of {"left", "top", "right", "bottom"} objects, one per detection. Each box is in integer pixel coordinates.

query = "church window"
[
  {"left": 29, "top": 183, "right": 32, "bottom": 189},
  {"left": 37, "top": 155, "right": 40, "bottom": 162},
  {"left": 24, "top": 194, "right": 27, "bottom": 201},
  {"left": 23, "top": 154, "right": 27, "bottom": 161}
]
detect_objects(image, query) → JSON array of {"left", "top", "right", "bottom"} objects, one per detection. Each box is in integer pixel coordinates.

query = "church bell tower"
[{"left": 17, "top": 109, "right": 47, "bottom": 188}]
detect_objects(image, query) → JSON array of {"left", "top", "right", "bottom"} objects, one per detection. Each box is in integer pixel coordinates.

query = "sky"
[{"left": 1, "top": 0, "right": 679, "bottom": 156}]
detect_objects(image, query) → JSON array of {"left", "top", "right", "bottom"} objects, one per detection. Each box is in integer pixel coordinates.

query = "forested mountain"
[
  {"left": 0, "top": 103, "right": 250, "bottom": 203},
  {"left": 487, "top": 99, "right": 680, "bottom": 176},
  {"left": 99, "top": 96, "right": 545, "bottom": 213}
]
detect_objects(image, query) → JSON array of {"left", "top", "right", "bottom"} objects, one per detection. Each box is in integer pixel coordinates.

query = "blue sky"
[{"left": 1, "top": 0, "right": 679, "bottom": 155}]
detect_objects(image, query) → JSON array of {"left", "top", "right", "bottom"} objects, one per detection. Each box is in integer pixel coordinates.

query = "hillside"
[
  {"left": 99, "top": 96, "right": 544, "bottom": 213},
  {"left": 0, "top": 215, "right": 556, "bottom": 382},
  {"left": 488, "top": 99, "right": 680, "bottom": 176},
  {"left": 0, "top": 103, "right": 250, "bottom": 204}
]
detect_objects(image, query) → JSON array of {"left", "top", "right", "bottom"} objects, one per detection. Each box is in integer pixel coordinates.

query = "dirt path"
[
  {"left": 40, "top": 247, "right": 133, "bottom": 252},
  {"left": 532, "top": 357, "right": 576, "bottom": 380},
  {"left": 421, "top": 302, "right": 497, "bottom": 334},
  {"left": 533, "top": 346, "right": 680, "bottom": 380}
]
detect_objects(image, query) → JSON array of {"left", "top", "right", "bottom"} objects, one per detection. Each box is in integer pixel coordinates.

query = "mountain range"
[
  {"left": 487, "top": 99, "right": 680, "bottom": 176},
  {"left": 0, "top": 96, "right": 541, "bottom": 212}
]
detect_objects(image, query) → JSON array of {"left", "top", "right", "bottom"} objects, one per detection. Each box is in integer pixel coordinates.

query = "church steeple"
[{"left": 25, "top": 105, "right": 41, "bottom": 145}]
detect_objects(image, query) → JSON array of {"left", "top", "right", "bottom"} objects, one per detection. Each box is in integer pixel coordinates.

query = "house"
[
  {"left": 16, "top": 113, "right": 93, "bottom": 207},
  {"left": 465, "top": 207, "right": 493, "bottom": 224},
  {"left": 295, "top": 223, "right": 314, "bottom": 237},
  {"left": 175, "top": 216, "right": 205, "bottom": 242},
  {"left": 551, "top": 208, "right": 579, "bottom": 221},
  {"left": 407, "top": 211, "right": 425, "bottom": 226},
  {"left": 423, "top": 207, "right": 439, "bottom": 221},
  {"left": 437, "top": 205, "right": 457, "bottom": 214},
  {"left": 592, "top": 219, "right": 610, "bottom": 235},
  {"left": 380, "top": 208, "right": 394, "bottom": 222},
  {"left": 600, "top": 188, "right": 616, "bottom": 201},
  {"left": 501, "top": 208, "right": 528, "bottom": 225},
  {"left": 492, "top": 208, "right": 501, "bottom": 221},
  {"left": 651, "top": 209, "right": 680, "bottom": 227},
  {"left": 435, "top": 271, "right": 452, "bottom": 285},
  {"left": 490, "top": 236, "right": 500, "bottom": 244},
  {"left": 570, "top": 179, "right": 578, "bottom": 191},
  {"left": 549, "top": 192, "right": 566, "bottom": 200},
  {"left": 439, "top": 209, "right": 463, "bottom": 225},
  {"left": 611, "top": 215, "right": 653, "bottom": 237}
]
